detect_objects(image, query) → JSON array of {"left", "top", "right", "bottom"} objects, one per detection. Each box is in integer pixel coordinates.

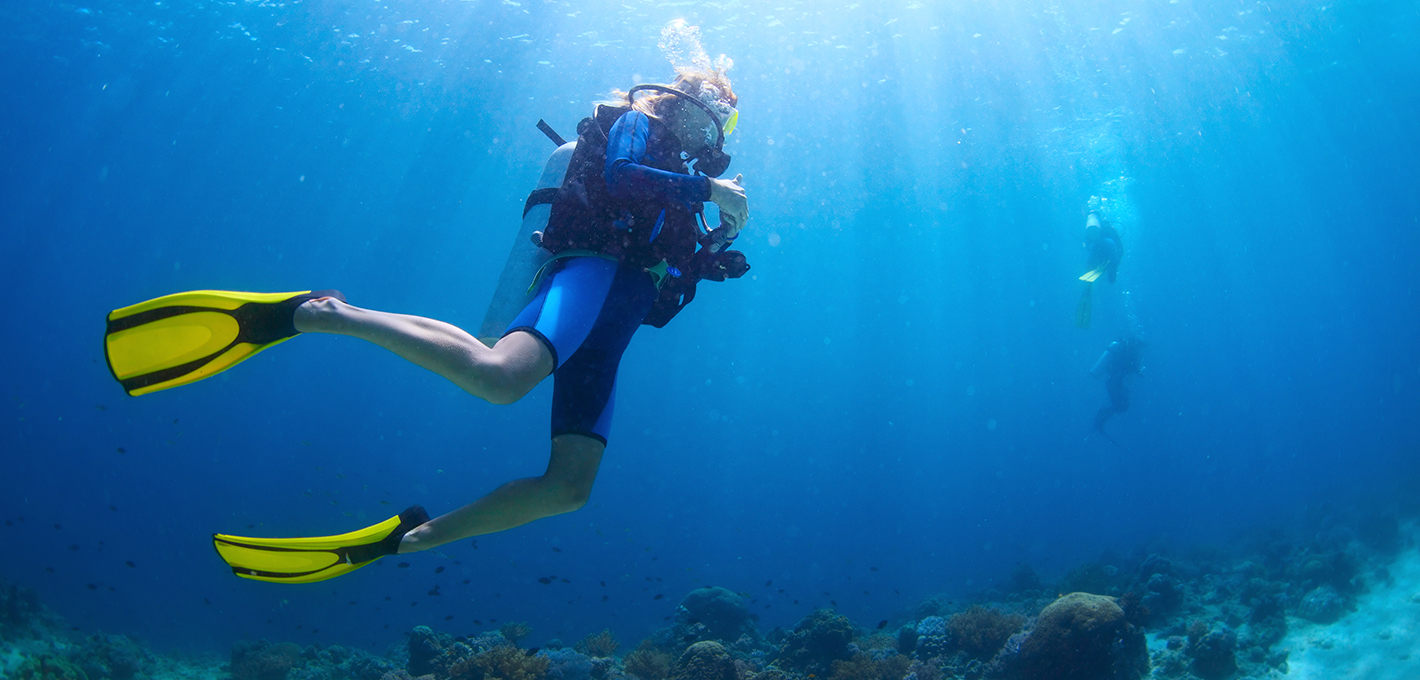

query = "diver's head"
[
  {"left": 1084, "top": 212, "right": 1102, "bottom": 242},
  {"left": 625, "top": 69, "right": 737, "bottom": 176},
  {"left": 630, "top": 71, "right": 736, "bottom": 151}
]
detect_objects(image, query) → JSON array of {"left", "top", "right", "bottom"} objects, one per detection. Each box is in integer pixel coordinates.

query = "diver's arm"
[{"left": 604, "top": 111, "right": 711, "bottom": 202}]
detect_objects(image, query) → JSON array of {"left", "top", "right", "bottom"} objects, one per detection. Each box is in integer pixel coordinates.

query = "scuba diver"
[
  {"left": 1089, "top": 336, "right": 1145, "bottom": 441},
  {"left": 1075, "top": 212, "right": 1124, "bottom": 328},
  {"left": 102, "top": 64, "right": 751, "bottom": 583}
]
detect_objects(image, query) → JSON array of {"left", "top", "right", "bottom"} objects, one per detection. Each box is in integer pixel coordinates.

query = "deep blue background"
[{"left": 1, "top": 0, "right": 1417, "bottom": 653}]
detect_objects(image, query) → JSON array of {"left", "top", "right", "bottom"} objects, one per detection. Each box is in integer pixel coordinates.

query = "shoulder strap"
[{"left": 523, "top": 188, "right": 560, "bottom": 218}]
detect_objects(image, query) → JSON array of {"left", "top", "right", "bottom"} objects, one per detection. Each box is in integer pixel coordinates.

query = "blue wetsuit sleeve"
[{"left": 605, "top": 111, "right": 712, "bottom": 203}]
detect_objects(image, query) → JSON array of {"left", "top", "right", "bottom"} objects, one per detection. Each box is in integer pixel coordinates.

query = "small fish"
[
  {"left": 385, "top": 596, "right": 392, "bottom": 601},
  {"left": 428, "top": 587, "right": 440, "bottom": 596},
  {"left": 203, "top": 598, "right": 211, "bottom": 605},
  {"left": 53, "top": 524, "right": 62, "bottom": 530},
  {"left": 463, "top": 579, "right": 471, "bottom": 585},
  {"left": 125, "top": 561, "right": 135, "bottom": 568},
  {"left": 525, "top": 648, "right": 540, "bottom": 657},
  {"left": 445, "top": 615, "right": 454, "bottom": 621},
  {"left": 397, "top": 562, "right": 410, "bottom": 568},
  {"left": 109, "top": 505, "right": 118, "bottom": 512},
  {"left": 470, "top": 540, "right": 479, "bottom": 549},
  {"left": 601, "top": 595, "right": 609, "bottom": 602},
  {"left": 552, "top": 547, "right": 562, "bottom": 553},
  {"left": 870, "top": 567, "right": 879, "bottom": 572},
  {"left": 877, "top": 620, "right": 888, "bottom": 630},
  {"left": 4, "top": 520, "right": 10, "bottom": 526},
  {"left": 560, "top": 578, "right": 570, "bottom": 584},
  {"left": 87, "top": 583, "right": 98, "bottom": 590},
  {"left": 653, "top": 594, "right": 664, "bottom": 600},
  {"left": 831, "top": 600, "right": 838, "bottom": 606},
  {"left": 538, "top": 577, "right": 553, "bottom": 585},
  {"left": 765, "top": 580, "right": 773, "bottom": 586},
  {"left": 69, "top": 545, "right": 79, "bottom": 551},
  {"left": 350, "top": 601, "right": 358, "bottom": 605},
  {"left": 116, "top": 447, "right": 125, "bottom": 453},
  {"left": 600, "top": 581, "right": 607, "bottom": 587},
  {"left": 45, "top": 566, "right": 55, "bottom": 573},
  {"left": 474, "top": 620, "right": 483, "bottom": 625},
  {"left": 435, "top": 566, "right": 445, "bottom": 574}
]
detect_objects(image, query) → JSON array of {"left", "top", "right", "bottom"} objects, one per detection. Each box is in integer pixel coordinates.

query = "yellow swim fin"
[
  {"left": 1076, "top": 284, "right": 1093, "bottom": 329},
  {"left": 1079, "top": 263, "right": 1108, "bottom": 283},
  {"left": 213, "top": 506, "right": 430, "bottom": 584},
  {"left": 104, "top": 289, "right": 344, "bottom": 396}
]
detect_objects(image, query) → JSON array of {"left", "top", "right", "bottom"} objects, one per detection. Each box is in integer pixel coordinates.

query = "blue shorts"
[{"left": 506, "top": 257, "right": 658, "bottom": 444}]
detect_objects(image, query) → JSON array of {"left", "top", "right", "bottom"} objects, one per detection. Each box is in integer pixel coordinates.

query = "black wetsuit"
[
  {"left": 1086, "top": 226, "right": 1123, "bottom": 284},
  {"left": 1092, "top": 339, "right": 1142, "bottom": 433}
]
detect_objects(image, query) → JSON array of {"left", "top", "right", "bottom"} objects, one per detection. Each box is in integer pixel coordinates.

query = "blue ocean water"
[{"left": 1, "top": 0, "right": 1417, "bottom": 660}]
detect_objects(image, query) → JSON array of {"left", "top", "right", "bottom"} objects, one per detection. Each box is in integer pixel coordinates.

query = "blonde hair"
[{"left": 603, "top": 68, "right": 737, "bottom": 125}]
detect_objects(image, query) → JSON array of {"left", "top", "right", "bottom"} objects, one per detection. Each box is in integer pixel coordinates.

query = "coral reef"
[
  {"left": 464, "top": 645, "right": 549, "bottom": 680},
  {"left": 623, "top": 645, "right": 674, "bottom": 680},
  {"left": 773, "top": 610, "right": 857, "bottom": 677},
  {"left": 577, "top": 630, "right": 619, "bottom": 658},
  {"left": 943, "top": 606, "right": 1023, "bottom": 662},
  {"left": 408, "top": 627, "right": 457, "bottom": 678},
  {"left": 13, "top": 655, "right": 89, "bottom": 680},
  {"left": 499, "top": 623, "right": 534, "bottom": 646},
  {"left": 668, "top": 642, "right": 737, "bottom": 680},
  {"left": 231, "top": 640, "right": 306, "bottom": 680},
  {"left": 3, "top": 508, "right": 1415, "bottom": 680},
  {"left": 675, "top": 588, "right": 755, "bottom": 643},
  {"left": 1184, "top": 622, "right": 1236, "bottom": 680},
  {"left": 543, "top": 648, "right": 594, "bottom": 680},
  {"left": 74, "top": 634, "right": 148, "bottom": 680},
  {"left": 1, "top": 577, "right": 45, "bottom": 636},
  {"left": 997, "top": 592, "right": 1146, "bottom": 680},
  {"left": 827, "top": 652, "right": 909, "bottom": 680}
]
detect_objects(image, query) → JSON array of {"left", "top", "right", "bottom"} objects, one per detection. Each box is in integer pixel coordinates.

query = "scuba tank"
[{"left": 477, "top": 128, "right": 576, "bottom": 346}]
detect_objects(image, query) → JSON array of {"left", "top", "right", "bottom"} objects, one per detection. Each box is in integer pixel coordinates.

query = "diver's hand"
[{"left": 709, "top": 174, "right": 748, "bottom": 236}]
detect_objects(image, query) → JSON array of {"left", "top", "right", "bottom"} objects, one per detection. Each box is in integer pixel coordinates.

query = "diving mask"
[
  {"left": 721, "top": 106, "right": 739, "bottom": 136},
  {"left": 628, "top": 83, "right": 735, "bottom": 177}
]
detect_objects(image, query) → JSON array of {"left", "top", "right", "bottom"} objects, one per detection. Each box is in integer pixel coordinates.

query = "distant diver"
[
  {"left": 1089, "top": 336, "right": 1145, "bottom": 441},
  {"left": 104, "top": 53, "right": 751, "bottom": 583},
  {"left": 1075, "top": 212, "right": 1124, "bottom": 329}
]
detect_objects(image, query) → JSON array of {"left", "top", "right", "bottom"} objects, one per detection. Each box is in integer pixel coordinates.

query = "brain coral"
[
  {"left": 1007, "top": 593, "right": 1146, "bottom": 680},
  {"left": 676, "top": 587, "right": 753, "bottom": 642},
  {"left": 669, "top": 642, "right": 738, "bottom": 680}
]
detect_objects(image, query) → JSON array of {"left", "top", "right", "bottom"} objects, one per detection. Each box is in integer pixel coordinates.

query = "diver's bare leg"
[
  {"left": 294, "top": 298, "right": 552, "bottom": 404},
  {"left": 395, "top": 434, "right": 604, "bottom": 552}
]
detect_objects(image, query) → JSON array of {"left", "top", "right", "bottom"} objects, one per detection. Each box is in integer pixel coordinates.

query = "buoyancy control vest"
[{"left": 541, "top": 105, "right": 704, "bottom": 275}]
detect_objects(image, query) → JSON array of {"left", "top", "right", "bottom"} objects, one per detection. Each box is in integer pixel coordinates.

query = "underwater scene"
[{"left": 2, "top": 1, "right": 1418, "bottom": 679}]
